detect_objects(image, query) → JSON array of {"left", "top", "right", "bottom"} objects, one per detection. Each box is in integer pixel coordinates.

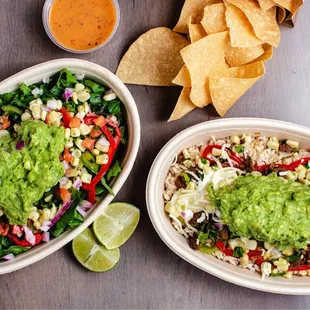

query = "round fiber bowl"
[
  {"left": 146, "top": 118, "right": 310, "bottom": 295},
  {"left": 0, "top": 58, "right": 140, "bottom": 274}
]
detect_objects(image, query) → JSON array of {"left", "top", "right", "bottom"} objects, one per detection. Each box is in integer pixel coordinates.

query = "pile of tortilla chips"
[{"left": 116, "top": 0, "right": 303, "bottom": 121}]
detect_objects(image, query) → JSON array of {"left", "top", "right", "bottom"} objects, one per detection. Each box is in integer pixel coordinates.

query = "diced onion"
[
  {"left": 79, "top": 200, "right": 93, "bottom": 210},
  {"left": 31, "top": 87, "right": 43, "bottom": 98},
  {"left": 47, "top": 99, "right": 58, "bottom": 110},
  {"left": 16, "top": 141, "right": 25, "bottom": 150},
  {"left": 23, "top": 226, "right": 36, "bottom": 246},
  {"left": 62, "top": 161, "right": 70, "bottom": 170},
  {"left": 2, "top": 254, "right": 14, "bottom": 261},
  {"left": 76, "top": 206, "right": 87, "bottom": 218},
  {"left": 75, "top": 73, "right": 85, "bottom": 80},
  {"left": 73, "top": 177, "right": 82, "bottom": 189},
  {"left": 42, "top": 232, "right": 50, "bottom": 243},
  {"left": 63, "top": 88, "right": 73, "bottom": 102}
]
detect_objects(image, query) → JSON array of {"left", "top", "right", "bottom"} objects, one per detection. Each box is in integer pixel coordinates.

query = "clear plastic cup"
[{"left": 42, "top": 0, "right": 120, "bottom": 54}]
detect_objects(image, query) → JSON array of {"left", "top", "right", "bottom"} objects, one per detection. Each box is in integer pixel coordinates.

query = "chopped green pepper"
[
  {"left": 200, "top": 245, "right": 217, "bottom": 254},
  {"left": 81, "top": 151, "right": 100, "bottom": 174},
  {"left": 1, "top": 105, "right": 23, "bottom": 115}
]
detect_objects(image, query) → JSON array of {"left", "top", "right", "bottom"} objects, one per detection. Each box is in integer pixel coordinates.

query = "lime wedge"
[
  {"left": 72, "top": 228, "right": 120, "bottom": 272},
  {"left": 93, "top": 202, "right": 140, "bottom": 249}
]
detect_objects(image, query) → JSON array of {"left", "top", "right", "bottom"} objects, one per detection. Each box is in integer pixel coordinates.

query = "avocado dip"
[
  {"left": 0, "top": 120, "right": 66, "bottom": 225},
  {"left": 210, "top": 174, "right": 310, "bottom": 249}
]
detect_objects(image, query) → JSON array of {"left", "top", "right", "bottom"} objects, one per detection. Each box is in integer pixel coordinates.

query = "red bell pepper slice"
[
  {"left": 81, "top": 118, "right": 122, "bottom": 203},
  {"left": 255, "top": 157, "right": 310, "bottom": 173},
  {"left": 202, "top": 145, "right": 244, "bottom": 166},
  {"left": 255, "top": 257, "right": 264, "bottom": 265},
  {"left": 288, "top": 265, "right": 310, "bottom": 272},
  {"left": 59, "top": 107, "right": 72, "bottom": 128},
  {"left": 8, "top": 233, "right": 42, "bottom": 247},
  {"left": 215, "top": 241, "right": 233, "bottom": 256},
  {"left": 248, "top": 250, "right": 262, "bottom": 259}
]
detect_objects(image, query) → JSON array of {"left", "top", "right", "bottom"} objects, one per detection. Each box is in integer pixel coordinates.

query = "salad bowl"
[
  {"left": 146, "top": 118, "right": 310, "bottom": 295},
  {"left": 0, "top": 58, "right": 140, "bottom": 274}
]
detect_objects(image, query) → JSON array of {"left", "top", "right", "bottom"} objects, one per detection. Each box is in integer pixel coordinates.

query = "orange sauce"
[{"left": 49, "top": 0, "right": 117, "bottom": 51}]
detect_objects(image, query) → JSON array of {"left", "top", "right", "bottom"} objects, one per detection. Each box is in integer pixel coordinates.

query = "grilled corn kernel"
[
  {"left": 283, "top": 272, "right": 293, "bottom": 279},
  {"left": 296, "top": 164, "right": 307, "bottom": 172},
  {"left": 182, "top": 149, "right": 190, "bottom": 159},
  {"left": 286, "top": 171, "right": 297, "bottom": 181},
  {"left": 183, "top": 159, "right": 192, "bottom": 168},
  {"left": 286, "top": 140, "right": 299, "bottom": 149},
  {"left": 29, "top": 98, "right": 43, "bottom": 110},
  {"left": 72, "top": 149, "right": 82, "bottom": 158},
  {"left": 95, "top": 142, "right": 109, "bottom": 153},
  {"left": 230, "top": 135, "right": 240, "bottom": 145},
  {"left": 80, "top": 123, "right": 91, "bottom": 136},
  {"left": 66, "top": 168, "right": 79, "bottom": 177},
  {"left": 240, "top": 254, "right": 249, "bottom": 267},
  {"left": 49, "top": 205, "right": 57, "bottom": 219},
  {"left": 267, "top": 139, "right": 279, "bottom": 151},
  {"left": 29, "top": 211, "right": 40, "bottom": 222},
  {"left": 81, "top": 171, "right": 92, "bottom": 184},
  {"left": 64, "top": 128, "right": 71, "bottom": 140},
  {"left": 77, "top": 90, "right": 90, "bottom": 103},
  {"left": 299, "top": 270, "right": 308, "bottom": 276},
  {"left": 71, "top": 128, "right": 81, "bottom": 138},
  {"left": 274, "top": 258, "right": 289, "bottom": 272},
  {"left": 66, "top": 140, "right": 74, "bottom": 149},
  {"left": 49, "top": 111, "right": 60, "bottom": 123},
  {"left": 76, "top": 111, "right": 86, "bottom": 120},
  {"left": 40, "top": 110, "right": 47, "bottom": 121},
  {"left": 32, "top": 105, "right": 41, "bottom": 119},
  {"left": 0, "top": 209, "right": 3, "bottom": 217},
  {"left": 75, "top": 139, "right": 86, "bottom": 152},
  {"left": 103, "top": 92, "right": 117, "bottom": 101},
  {"left": 77, "top": 105, "right": 85, "bottom": 113},
  {"left": 283, "top": 247, "right": 294, "bottom": 256},
  {"left": 212, "top": 148, "right": 222, "bottom": 157},
  {"left": 83, "top": 102, "right": 90, "bottom": 114},
  {"left": 92, "top": 148, "right": 100, "bottom": 156},
  {"left": 21, "top": 112, "right": 32, "bottom": 121},
  {"left": 306, "top": 171, "right": 310, "bottom": 180},
  {"left": 71, "top": 157, "right": 80, "bottom": 167},
  {"left": 41, "top": 208, "right": 51, "bottom": 221},
  {"left": 72, "top": 92, "right": 78, "bottom": 104},
  {"left": 96, "top": 154, "right": 109, "bottom": 165},
  {"left": 33, "top": 221, "right": 42, "bottom": 230},
  {"left": 298, "top": 170, "right": 306, "bottom": 180},
  {"left": 75, "top": 83, "right": 85, "bottom": 93},
  {"left": 44, "top": 195, "right": 53, "bottom": 202},
  {"left": 52, "top": 119, "right": 61, "bottom": 127}
]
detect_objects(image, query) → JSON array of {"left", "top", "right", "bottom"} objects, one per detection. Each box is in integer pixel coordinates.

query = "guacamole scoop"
[
  {"left": 210, "top": 174, "right": 310, "bottom": 249},
  {"left": 0, "top": 120, "right": 66, "bottom": 225}
]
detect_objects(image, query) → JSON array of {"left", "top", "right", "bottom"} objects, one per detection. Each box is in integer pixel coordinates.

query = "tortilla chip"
[
  {"left": 225, "top": 44, "right": 265, "bottom": 67},
  {"left": 250, "top": 43, "right": 273, "bottom": 63},
  {"left": 274, "top": 0, "right": 303, "bottom": 14},
  {"left": 201, "top": 3, "right": 227, "bottom": 34},
  {"left": 258, "top": 0, "right": 275, "bottom": 11},
  {"left": 210, "top": 61, "right": 265, "bottom": 116},
  {"left": 172, "top": 65, "right": 191, "bottom": 87},
  {"left": 224, "top": 1, "right": 263, "bottom": 48},
  {"left": 188, "top": 17, "right": 207, "bottom": 43},
  {"left": 226, "top": 0, "right": 280, "bottom": 47},
  {"left": 276, "top": 5, "right": 287, "bottom": 23},
  {"left": 168, "top": 88, "right": 196, "bottom": 121},
  {"left": 116, "top": 27, "right": 189, "bottom": 86},
  {"left": 174, "top": 0, "right": 221, "bottom": 34},
  {"left": 181, "top": 31, "right": 229, "bottom": 107}
]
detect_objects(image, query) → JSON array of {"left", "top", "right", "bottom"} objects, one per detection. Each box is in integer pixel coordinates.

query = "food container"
[
  {"left": 42, "top": 0, "right": 120, "bottom": 53},
  {"left": 0, "top": 58, "right": 140, "bottom": 274},
  {"left": 146, "top": 118, "right": 310, "bottom": 295}
]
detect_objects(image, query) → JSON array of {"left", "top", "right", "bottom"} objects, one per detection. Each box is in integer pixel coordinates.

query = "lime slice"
[
  {"left": 72, "top": 228, "right": 120, "bottom": 272},
  {"left": 93, "top": 202, "right": 140, "bottom": 249}
]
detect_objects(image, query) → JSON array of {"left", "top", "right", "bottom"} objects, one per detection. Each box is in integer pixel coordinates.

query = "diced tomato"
[
  {"left": 69, "top": 117, "right": 81, "bottom": 128},
  {"left": 45, "top": 113, "right": 51, "bottom": 125},
  {"left": 215, "top": 241, "right": 233, "bottom": 256},
  {"left": 255, "top": 257, "right": 264, "bottom": 265},
  {"left": 89, "top": 127, "right": 102, "bottom": 139},
  {"left": 82, "top": 138, "right": 96, "bottom": 150},
  {"left": 1, "top": 116, "right": 10, "bottom": 130},
  {"left": 0, "top": 222, "right": 9, "bottom": 236},
  {"left": 59, "top": 188, "right": 71, "bottom": 203},
  {"left": 59, "top": 107, "right": 72, "bottom": 128},
  {"left": 248, "top": 250, "right": 262, "bottom": 259},
  {"left": 63, "top": 148, "right": 72, "bottom": 163},
  {"left": 94, "top": 115, "right": 107, "bottom": 127}
]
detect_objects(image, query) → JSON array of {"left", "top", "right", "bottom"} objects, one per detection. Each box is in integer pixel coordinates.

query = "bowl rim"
[
  {"left": 0, "top": 58, "right": 140, "bottom": 274},
  {"left": 42, "top": 0, "right": 120, "bottom": 54},
  {"left": 146, "top": 118, "right": 310, "bottom": 295}
]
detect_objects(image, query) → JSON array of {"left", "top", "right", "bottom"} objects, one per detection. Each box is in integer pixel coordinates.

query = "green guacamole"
[
  {"left": 0, "top": 120, "right": 66, "bottom": 225},
  {"left": 210, "top": 174, "right": 310, "bottom": 249}
]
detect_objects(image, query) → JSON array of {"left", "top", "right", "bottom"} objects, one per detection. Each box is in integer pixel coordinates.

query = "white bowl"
[
  {"left": 0, "top": 59, "right": 140, "bottom": 274},
  {"left": 146, "top": 118, "right": 310, "bottom": 295}
]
